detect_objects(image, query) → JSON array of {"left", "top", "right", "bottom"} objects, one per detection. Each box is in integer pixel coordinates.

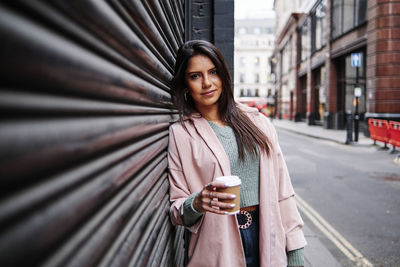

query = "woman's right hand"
[{"left": 192, "top": 181, "right": 237, "bottom": 215}]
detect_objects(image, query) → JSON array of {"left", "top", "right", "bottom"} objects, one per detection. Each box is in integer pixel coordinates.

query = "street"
[{"left": 277, "top": 129, "right": 400, "bottom": 267}]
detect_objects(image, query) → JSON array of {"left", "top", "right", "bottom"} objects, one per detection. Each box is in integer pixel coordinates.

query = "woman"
[{"left": 168, "top": 40, "right": 306, "bottom": 267}]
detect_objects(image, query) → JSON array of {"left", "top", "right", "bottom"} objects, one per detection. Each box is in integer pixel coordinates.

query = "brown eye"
[
  {"left": 190, "top": 74, "right": 200, "bottom": 79},
  {"left": 210, "top": 69, "right": 217, "bottom": 75}
]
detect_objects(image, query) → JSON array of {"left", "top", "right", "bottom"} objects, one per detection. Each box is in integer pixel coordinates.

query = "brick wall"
[{"left": 367, "top": 0, "right": 400, "bottom": 114}]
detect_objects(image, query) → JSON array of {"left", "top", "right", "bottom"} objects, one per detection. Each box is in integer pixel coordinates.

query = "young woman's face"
[{"left": 185, "top": 54, "right": 222, "bottom": 111}]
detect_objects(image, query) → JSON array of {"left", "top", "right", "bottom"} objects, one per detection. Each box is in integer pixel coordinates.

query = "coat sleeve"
[
  {"left": 263, "top": 116, "right": 307, "bottom": 251},
  {"left": 167, "top": 125, "right": 204, "bottom": 233}
]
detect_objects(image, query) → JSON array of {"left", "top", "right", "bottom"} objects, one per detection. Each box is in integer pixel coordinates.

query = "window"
[
  {"left": 238, "top": 27, "right": 246, "bottom": 35},
  {"left": 356, "top": 0, "right": 367, "bottom": 25},
  {"left": 343, "top": 0, "right": 354, "bottom": 33},
  {"left": 240, "top": 89, "right": 245, "bottom": 97},
  {"left": 312, "top": 0, "right": 327, "bottom": 52},
  {"left": 332, "top": 0, "right": 367, "bottom": 39},
  {"left": 254, "top": 57, "right": 260, "bottom": 67},
  {"left": 281, "top": 40, "right": 291, "bottom": 74},
  {"left": 240, "top": 73, "right": 245, "bottom": 83},
  {"left": 332, "top": 0, "right": 342, "bottom": 38},
  {"left": 300, "top": 21, "right": 309, "bottom": 62},
  {"left": 255, "top": 89, "right": 260, "bottom": 97},
  {"left": 240, "top": 57, "right": 245, "bottom": 67},
  {"left": 253, "top": 27, "right": 261, "bottom": 34},
  {"left": 254, "top": 73, "right": 260, "bottom": 83}
]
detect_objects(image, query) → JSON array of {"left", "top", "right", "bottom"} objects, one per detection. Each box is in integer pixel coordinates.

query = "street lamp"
[
  {"left": 354, "top": 87, "right": 362, "bottom": 142},
  {"left": 351, "top": 52, "right": 362, "bottom": 142}
]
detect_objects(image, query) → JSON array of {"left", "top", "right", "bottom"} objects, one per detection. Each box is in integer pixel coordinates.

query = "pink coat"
[{"left": 168, "top": 104, "right": 307, "bottom": 267}]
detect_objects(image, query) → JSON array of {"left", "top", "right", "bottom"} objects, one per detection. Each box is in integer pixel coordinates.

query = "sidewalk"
[
  {"left": 271, "top": 119, "right": 372, "bottom": 147},
  {"left": 303, "top": 224, "right": 342, "bottom": 267}
]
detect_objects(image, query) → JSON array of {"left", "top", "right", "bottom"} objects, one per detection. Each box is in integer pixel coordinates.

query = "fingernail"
[
  {"left": 230, "top": 194, "right": 236, "bottom": 199},
  {"left": 229, "top": 204, "right": 235, "bottom": 208},
  {"left": 224, "top": 211, "right": 229, "bottom": 215}
]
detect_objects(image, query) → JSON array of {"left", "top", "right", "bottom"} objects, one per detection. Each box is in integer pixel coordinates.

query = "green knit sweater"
[
  {"left": 209, "top": 121, "right": 260, "bottom": 208},
  {"left": 182, "top": 122, "right": 304, "bottom": 266}
]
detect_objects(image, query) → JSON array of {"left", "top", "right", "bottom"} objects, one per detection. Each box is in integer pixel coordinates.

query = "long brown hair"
[{"left": 171, "top": 40, "right": 270, "bottom": 159}]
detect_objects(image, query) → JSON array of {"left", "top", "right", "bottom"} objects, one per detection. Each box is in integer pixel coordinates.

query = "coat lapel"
[{"left": 190, "top": 116, "right": 231, "bottom": 177}]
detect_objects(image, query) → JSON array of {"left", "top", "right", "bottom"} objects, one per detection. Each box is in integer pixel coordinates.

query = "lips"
[{"left": 201, "top": 89, "right": 217, "bottom": 96}]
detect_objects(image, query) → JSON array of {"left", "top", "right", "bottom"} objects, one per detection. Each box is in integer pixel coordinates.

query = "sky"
[{"left": 234, "top": 0, "right": 275, "bottom": 19}]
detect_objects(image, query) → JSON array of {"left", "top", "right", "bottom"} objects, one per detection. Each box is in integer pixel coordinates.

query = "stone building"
[{"left": 234, "top": 18, "right": 275, "bottom": 99}]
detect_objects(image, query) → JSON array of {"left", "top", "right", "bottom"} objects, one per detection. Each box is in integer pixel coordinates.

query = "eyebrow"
[{"left": 186, "top": 67, "right": 217, "bottom": 74}]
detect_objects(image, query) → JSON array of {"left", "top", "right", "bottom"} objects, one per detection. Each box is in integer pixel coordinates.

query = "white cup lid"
[{"left": 215, "top": 176, "right": 241, "bottom": 187}]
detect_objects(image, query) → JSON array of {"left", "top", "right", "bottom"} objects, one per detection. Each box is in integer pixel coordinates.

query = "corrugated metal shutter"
[{"left": 0, "top": 1, "right": 185, "bottom": 266}]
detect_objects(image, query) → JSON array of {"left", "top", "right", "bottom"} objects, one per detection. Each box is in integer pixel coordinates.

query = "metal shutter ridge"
[{"left": 0, "top": 1, "right": 185, "bottom": 266}]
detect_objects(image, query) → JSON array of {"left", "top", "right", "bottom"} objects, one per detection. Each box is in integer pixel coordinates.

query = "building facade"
[
  {"left": 273, "top": 13, "right": 304, "bottom": 119},
  {"left": 234, "top": 18, "right": 275, "bottom": 99},
  {"left": 273, "top": 0, "right": 400, "bottom": 131}
]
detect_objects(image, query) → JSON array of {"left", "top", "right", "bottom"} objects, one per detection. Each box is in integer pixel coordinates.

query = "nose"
[{"left": 202, "top": 74, "right": 212, "bottom": 88}]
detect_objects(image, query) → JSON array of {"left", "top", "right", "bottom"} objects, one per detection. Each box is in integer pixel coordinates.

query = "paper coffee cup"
[{"left": 216, "top": 176, "right": 241, "bottom": 215}]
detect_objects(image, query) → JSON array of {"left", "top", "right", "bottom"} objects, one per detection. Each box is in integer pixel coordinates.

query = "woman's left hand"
[{"left": 192, "top": 181, "right": 237, "bottom": 214}]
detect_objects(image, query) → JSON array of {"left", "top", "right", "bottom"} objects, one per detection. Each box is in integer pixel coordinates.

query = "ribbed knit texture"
[
  {"left": 287, "top": 248, "right": 305, "bottom": 266},
  {"left": 182, "top": 193, "right": 203, "bottom": 226},
  {"left": 208, "top": 122, "right": 260, "bottom": 208}
]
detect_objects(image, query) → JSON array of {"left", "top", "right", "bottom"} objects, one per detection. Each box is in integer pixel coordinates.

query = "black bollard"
[
  {"left": 345, "top": 111, "right": 353, "bottom": 145},
  {"left": 354, "top": 113, "right": 359, "bottom": 142},
  {"left": 354, "top": 97, "right": 360, "bottom": 142}
]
